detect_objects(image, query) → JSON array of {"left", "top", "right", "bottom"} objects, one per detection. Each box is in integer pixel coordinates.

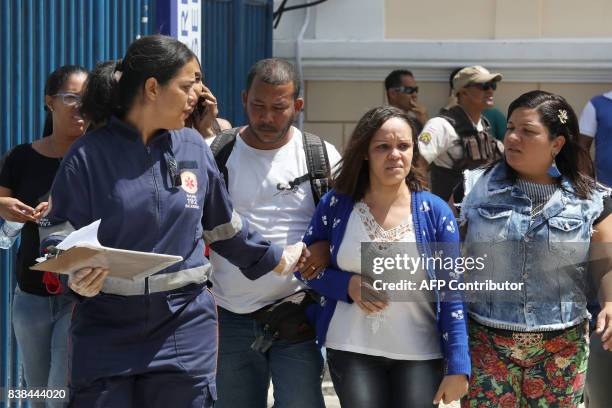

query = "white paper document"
[{"left": 55, "top": 219, "right": 102, "bottom": 250}]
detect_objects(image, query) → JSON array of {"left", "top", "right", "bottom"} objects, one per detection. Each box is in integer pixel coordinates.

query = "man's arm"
[
  {"left": 578, "top": 101, "right": 597, "bottom": 152},
  {"left": 417, "top": 118, "right": 453, "bottom": 164}
]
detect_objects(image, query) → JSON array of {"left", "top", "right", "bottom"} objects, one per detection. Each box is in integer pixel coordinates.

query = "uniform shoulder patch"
[{"left": 419, "top": 132, "right": 432, "bottom": 145}]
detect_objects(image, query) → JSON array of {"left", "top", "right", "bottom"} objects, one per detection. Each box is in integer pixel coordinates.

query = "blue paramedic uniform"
[{"left": 40, "top": 117, "right": 282, "bottom": 407}]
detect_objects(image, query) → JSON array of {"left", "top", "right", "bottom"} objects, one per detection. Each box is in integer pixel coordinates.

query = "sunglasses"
[
  {"left": 52, "top": 92, "right": 82, "bottom": 107},
  {"left": 393, "top": 86, "right": 419, "bottom": 95},
  {"left": 468, "top": 82, "right": 498, "bottom": 91}
]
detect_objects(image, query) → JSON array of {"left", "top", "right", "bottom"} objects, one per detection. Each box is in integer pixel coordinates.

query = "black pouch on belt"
[{"left": 250, "top": 290, "right": 320, "bottom": 353}]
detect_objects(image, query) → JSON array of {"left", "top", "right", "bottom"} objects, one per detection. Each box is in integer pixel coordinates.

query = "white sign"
[{"left": 175, "top": 0, "right": 201, "bottom": 61}]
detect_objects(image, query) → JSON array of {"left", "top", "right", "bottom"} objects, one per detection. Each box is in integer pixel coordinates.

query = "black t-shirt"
[
  {"left": 594, "top": 196, "right": 612, "bottom": 225},
  {"left": 0, "top": 144, "right": 61, "bottom": 296}
]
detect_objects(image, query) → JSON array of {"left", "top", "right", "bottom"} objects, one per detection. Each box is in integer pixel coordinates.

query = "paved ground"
[
  {"left": 268, "top": 384, "right": 461, "bottom": 408},
  {"left": 267, "top": 364, "right": 462, "bottom": 408},
  {"left": 267, "top": 366, "right": 585, "bottom": 407}
]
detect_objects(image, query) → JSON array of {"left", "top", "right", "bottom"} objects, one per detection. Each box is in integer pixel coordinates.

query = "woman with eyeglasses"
[
  {"left": 0, "top": 64, "right": 89, "bottom": 407},
  {"left": 460, "top": 90, "right": 612, "bottom": 407}
]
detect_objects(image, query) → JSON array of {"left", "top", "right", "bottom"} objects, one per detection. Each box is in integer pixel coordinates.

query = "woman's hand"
[
  {"left": 596, "top": 301, "right": 612, "bottom": 350},
  {"left": 298, "top": 241, "right": 330, "bottom": 280},
  {"left": 347, "top": 275, "right": 388, "bottom": 314},
  {"left": 273, "top": 242, "right": 310, "bottom": 276},
  {"left": 33, "top": 202, "right": 49, "bottom": 219},
  {"left": 191, "top": 84, "right": 219, "bottom": 138},
  {"left": 433, "top": 374, "right": 469, "bottom": 405},
  {"left": 0, "top": 197, "right": 38, "bottom": 222},
  {"left": 69, "top": 267, "right": 108, "bottom": 297},
  {"left": 591, "top": 213, "right": 612, "bottom": 351}
]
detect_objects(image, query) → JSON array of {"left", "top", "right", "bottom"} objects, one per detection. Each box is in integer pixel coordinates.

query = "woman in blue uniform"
[{"left": 39, "top": 35, "right": 304, "bottom": 408}]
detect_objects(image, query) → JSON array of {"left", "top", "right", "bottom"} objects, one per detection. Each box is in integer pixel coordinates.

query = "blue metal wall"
[
  {"left": 1, "top": 1, "right": 272, "bottom": 405},
  {"left": 201, "top": 0, "right": 273, "bottom": 126},
  {"left": 0, "top": 2, "right": 155, "bottom": 406}
]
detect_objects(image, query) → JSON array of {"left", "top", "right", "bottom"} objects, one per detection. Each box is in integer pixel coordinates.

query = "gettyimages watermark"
[{"left": 359, "top": 241, "right": 610, "bottom": 304}]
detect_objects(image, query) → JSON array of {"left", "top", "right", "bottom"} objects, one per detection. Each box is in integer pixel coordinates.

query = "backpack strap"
[
  {"left": 302, "top": 132, "right": 331, "bottom": 205},
  {"left": 210, "top": 128, "right": 239, "bottom": 188}
]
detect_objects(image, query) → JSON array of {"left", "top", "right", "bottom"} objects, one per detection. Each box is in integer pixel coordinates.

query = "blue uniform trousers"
[{"left": 68, "top": 283, "right": 217, "bottom": 408}]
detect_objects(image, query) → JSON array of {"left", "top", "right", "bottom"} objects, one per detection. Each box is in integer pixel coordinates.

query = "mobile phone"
[{"left": 196, "top": 96, "right": 207, "bottom": 116}]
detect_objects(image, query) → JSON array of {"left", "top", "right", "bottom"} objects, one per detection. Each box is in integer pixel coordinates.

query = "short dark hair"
[
  {"left": 43, "top": 64, "right": 89, "bottom": 137},
  {"left": 333, "top": 106, "right": 428, "bottom": 200},
  {"left": 503, "top": 90, "right": 595, "bottom": 198},
  {"left": 80, "top": 35, "right": 196, "bottom": 123},
  {"left": 245, "top": 58, "right": 301, "bottom": 99},
  {"left": 384, "top": 69, "right": 414, "bottom": 91}
]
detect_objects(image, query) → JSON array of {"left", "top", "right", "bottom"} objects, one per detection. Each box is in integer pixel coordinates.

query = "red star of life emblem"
[{"left": 180, "top": 171, "right": 198, "bottom": 194}]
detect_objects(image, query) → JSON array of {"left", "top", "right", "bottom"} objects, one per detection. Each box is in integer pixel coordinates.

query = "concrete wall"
[
  {"left": 303, "top": 79, "right": 611, "bottom": 152},
  {"left": 272, "top": 0, "right": 612, "bottom": 152},
  {"left": 386, "top": 0, "right": 612, "bottom": 39}
]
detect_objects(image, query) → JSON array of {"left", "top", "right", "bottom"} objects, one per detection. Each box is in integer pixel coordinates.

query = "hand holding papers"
[
  {"left": 32, "top": 220, "right": 183, "bottom": 281},
  {"left": 68, "top": 267, "right": 109, "bottom": 297}
]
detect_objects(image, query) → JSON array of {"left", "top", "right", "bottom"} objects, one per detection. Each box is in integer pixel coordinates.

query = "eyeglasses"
[
  {"left": 468, "top": 82, "right": 498, "bottom": 91},
  {"left": 52, "top": 92, "right": 82, "bottom": 106},
  {"left": 393, "top": 86, "right": 419, "bottom": 95}
]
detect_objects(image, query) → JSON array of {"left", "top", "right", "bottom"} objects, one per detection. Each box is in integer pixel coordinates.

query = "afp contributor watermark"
[{"left": 360, "top": 242, "right": 525, "bottom": 301}]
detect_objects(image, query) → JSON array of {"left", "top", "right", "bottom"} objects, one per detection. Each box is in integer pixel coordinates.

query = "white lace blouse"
[{"left": 325, "top": 201, "right": 443, "bottom": 360}]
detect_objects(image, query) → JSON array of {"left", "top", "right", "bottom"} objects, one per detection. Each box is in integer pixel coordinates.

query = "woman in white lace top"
[{"left": 300, "top": 106, "right": 469, "bottom": 407}]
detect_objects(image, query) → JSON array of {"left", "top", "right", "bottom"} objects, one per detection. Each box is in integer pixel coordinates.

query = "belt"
[
  {"left": 101, "top": 265, "right": 210, "bottom": 296},
  {"left": 472, "top": 318, "right": 587, "bottom": 348}
]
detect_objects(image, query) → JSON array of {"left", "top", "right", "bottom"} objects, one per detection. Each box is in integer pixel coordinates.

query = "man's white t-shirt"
[
  {"left": 210, "top": 127, "right": 341, "bottom": 314},
  {"left": 579, "top": 91, "right": 612, "bottom": 138}
]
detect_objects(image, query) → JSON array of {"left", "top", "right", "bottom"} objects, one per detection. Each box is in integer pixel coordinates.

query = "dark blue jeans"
[
  {"left": 327, "top": 348, "right": 443, "bottom": 408},
  {"left": 215, "top": 306, "right": 325, "bottom": 408}
]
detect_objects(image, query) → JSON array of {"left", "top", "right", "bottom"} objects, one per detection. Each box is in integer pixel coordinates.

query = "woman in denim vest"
[{"left": 460, "top": 90, "right": 612, "bottom": 407}]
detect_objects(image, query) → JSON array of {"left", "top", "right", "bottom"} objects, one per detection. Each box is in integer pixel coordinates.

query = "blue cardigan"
[{"left": 298, "top": 189, "right": 471, "bottom": 376}]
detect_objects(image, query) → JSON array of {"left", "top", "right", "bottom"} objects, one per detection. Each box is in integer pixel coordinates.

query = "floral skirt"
[{"left": 461, "top": 320, "right": 589, "bottom": 408}]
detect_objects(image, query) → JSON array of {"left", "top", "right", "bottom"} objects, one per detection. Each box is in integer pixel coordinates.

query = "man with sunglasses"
[
  {"left": 418, "top": 65, "right": 504, "bottom": 201},
  {"left": 384, "top": 69, "right": 428, "bottom": 127}
]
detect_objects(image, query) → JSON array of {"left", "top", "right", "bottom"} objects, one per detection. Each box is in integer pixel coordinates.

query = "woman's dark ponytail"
[{"left": 80, "top": 60, "right": 121, "bottom": 126}]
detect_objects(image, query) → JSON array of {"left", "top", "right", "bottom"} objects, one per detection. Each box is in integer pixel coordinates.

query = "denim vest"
[{"left": 461, "top": 162, "right": 608, "bottom": 331}]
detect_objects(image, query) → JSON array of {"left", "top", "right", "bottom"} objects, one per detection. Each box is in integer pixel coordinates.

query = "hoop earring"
[{"left": 547, "top": 151, "right": 561, "bottom": 178}]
